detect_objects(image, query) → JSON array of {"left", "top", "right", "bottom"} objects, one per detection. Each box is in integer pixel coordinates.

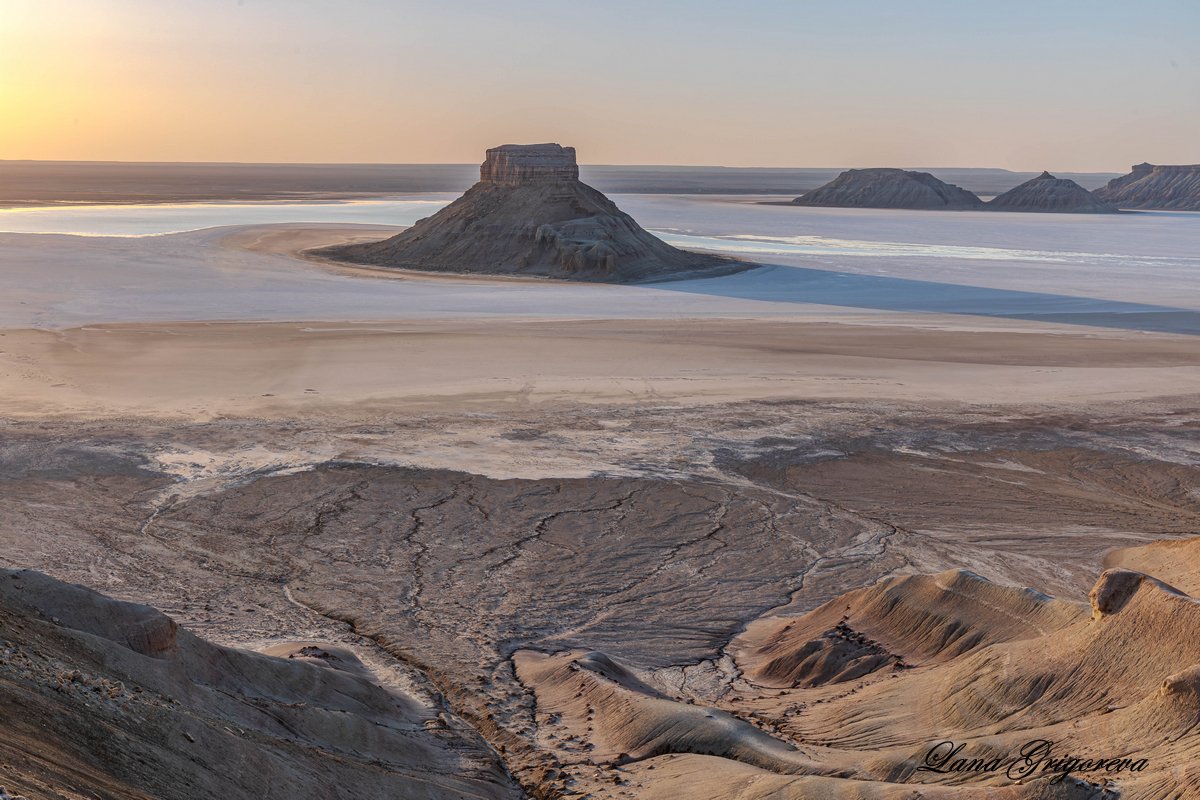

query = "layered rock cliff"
[
  {"left": 790, "top": 168, "right": 984, "bottom": 210},
  {"left": 320, "top": 143, "right": 746, "bottom": 283},
  {"left": 987, "top": 171, "right": 1118, "bottom": 213},
  {"left": 1094, "top": 162, "right": 1200, "bottom": 210}
]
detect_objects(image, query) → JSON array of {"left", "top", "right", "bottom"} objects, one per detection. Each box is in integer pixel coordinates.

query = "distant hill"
[
  {"left": 987, "top": 171, "right": 1119, "bottom": 213},
  {"left": 0, "top": 160, "right": 1121, "bottom": 205},
  {"left": 1095, "top": 162, "right": 1200, "bottom": 210},
  {"left": 791, "top": 168, "right": 984, "bottom": 209}
]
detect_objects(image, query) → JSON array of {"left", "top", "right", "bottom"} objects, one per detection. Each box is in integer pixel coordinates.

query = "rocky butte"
[
  {"left": 320, "top": 143, "right": 747, "bottom": 283},
  {"left": 987, "top": 171, "right": 1119, "bottom": 213},
  {"left": 1094, "top": 162, "right": 1200, "bottom": 210},
  {"left": 791, "top": 168, "right": 984, "bottom": 210}
]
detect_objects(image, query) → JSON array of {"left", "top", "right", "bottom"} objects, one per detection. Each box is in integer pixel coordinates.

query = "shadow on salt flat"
[{"left": 652, "top": 263, "right": 1200, "bottom": 335}]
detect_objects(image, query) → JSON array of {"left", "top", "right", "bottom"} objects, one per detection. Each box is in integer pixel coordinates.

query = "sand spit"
[
  {"left": 987, "top": 172, "right": 1119, "bottom": 214},
  {"left": 791, "top": 168, "right": 985, "bottom": 210},
  {"left": 1094, "top": 162, "right": 1200, "bottom": 210},
  {"left": 318, "top": 144, "right": 747, "bottom": 282},
  {"left": 737, "top": 570, "right": 1089, "bottom": 688}
]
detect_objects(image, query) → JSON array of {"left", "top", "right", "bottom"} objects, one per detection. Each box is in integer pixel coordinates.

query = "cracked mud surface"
[{"left": 2, "top": 397, "right": 1200, "bottom": 797}]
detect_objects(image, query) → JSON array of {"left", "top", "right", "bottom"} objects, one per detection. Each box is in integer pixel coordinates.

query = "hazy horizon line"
[{"left": 0, "top": 158, "right": 1140, "bottom": 174}]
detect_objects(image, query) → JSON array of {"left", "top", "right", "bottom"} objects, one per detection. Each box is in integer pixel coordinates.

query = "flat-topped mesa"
[
  {"left": 791, "top": 168, "right": 984, "bottom": 210},
  {"left": 987, "top": 170, "right": 1119, "bottom": 213},
  {"left": 479, "top": 143, "right": 580, "bottom": 185},
  {"left": 1095, "top": 162, "right": 1200, "bottom": 210},
  {"left": 316, "top": 143, "right": 748, "bottom": 283}
]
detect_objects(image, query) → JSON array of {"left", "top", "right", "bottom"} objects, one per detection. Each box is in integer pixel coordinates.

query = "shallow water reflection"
[
  {"left": 652, "top": 231, "right": 1200, "bottom": 270},
  {"left": 0, "top": 197, "right": 454, "bottom": 237}
]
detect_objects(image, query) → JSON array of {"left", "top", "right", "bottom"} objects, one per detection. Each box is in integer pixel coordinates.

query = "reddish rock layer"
[{"left": 478, "top": 143, "right": 580, "bottom": 185}]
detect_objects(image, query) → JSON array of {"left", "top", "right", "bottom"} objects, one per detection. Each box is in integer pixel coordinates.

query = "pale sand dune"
[
  {"left": 514, "top": 649, "right": 828, "bottom": 775},
  {"left": 514, "top": 555, "right": 1200, "bottom": 798},
  {"left": 224, "top": 224, "right": 580, "bottom": 283},
  {"left": 1103, "top": 537, "right": 1200, "bottom": 596},
  {"left": 259, "top": 640, "right": 379, "bottom": 681},
  {"left": 735, "top": 570, "right": 1088, "bottom": 687},
  {"left": 225, "top": 223, "right": 407, "bottom": 259}
]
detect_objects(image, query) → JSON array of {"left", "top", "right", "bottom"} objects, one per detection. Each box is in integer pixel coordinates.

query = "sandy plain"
[{"left": 1, "top": 196, "right": 1199, "bottom": 799}]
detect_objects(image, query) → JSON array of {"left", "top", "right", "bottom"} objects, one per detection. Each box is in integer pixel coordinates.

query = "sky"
[{"left": 1, "top": 0, "right": 1198, "bottom": 170}]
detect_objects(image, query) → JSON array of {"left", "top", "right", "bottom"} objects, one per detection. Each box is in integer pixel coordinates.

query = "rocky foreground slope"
[
  {"left": 7, "top": 406, "right": 1200, "bottom": 799},
  {"left": 319, "top": 144, "right": 746, "bottom": 283},
  {"left": 511, "top": 542, "right": 1200, "bottom": 799},
  {"left": 0, "top": 569, "right": 518, "bottom": 800},
  {"left": 987, "top": 171, "right": 1118, "bottom": 213},
  {"left": 791, "top": 168, "right": 984, "bottom": 209},
  {"left": 1094, "top": 162, "right": 1200, "bottom": 210},
  {"left": 9, "top": 535, "right": 1199, "bottom": 798}
]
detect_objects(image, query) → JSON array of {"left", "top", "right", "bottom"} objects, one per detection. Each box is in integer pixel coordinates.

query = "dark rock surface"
[
  {"left": 319, "top": 143, "right": 747, "bottom": 283},
  {"left": 1094, "top": 162, "right": 1200, "bottom": 210},
  {"left": 987, "top": 171, "right": 1118, "bottom": 213},
  {"left": 790, "top": 168, "right": 984, "bottom": 210}
]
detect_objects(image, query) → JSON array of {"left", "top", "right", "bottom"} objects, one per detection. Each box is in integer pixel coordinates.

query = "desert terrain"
[
  {"left": 1, "top": 189, "right": 1198, "bottom": 798},
  {"left": 0, "top": 162, "right": 1121, "bottom": 207}
]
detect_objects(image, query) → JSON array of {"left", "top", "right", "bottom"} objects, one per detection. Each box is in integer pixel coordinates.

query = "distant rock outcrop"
[
  {"left": 987, "top": 170, "right": 1118, "bottom": 213},
  {"left": 319, "top": 143, "right": 746, "bottom": 283},
  {"left": 1094, "top": 162, "right": 1200, "bottom": 210},
  {"left": 790, "top": 168, "right": 984, "bottom": 210}
]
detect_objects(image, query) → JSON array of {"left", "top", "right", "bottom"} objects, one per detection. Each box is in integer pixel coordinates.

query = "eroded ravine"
[{"left": 3, "top": 402, "right": 1200, "bottom": 796}]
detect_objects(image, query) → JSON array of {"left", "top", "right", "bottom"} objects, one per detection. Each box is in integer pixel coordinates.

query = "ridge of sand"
[{"left": 513, "top": 553, "right": 1200, "bottom": 797}]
